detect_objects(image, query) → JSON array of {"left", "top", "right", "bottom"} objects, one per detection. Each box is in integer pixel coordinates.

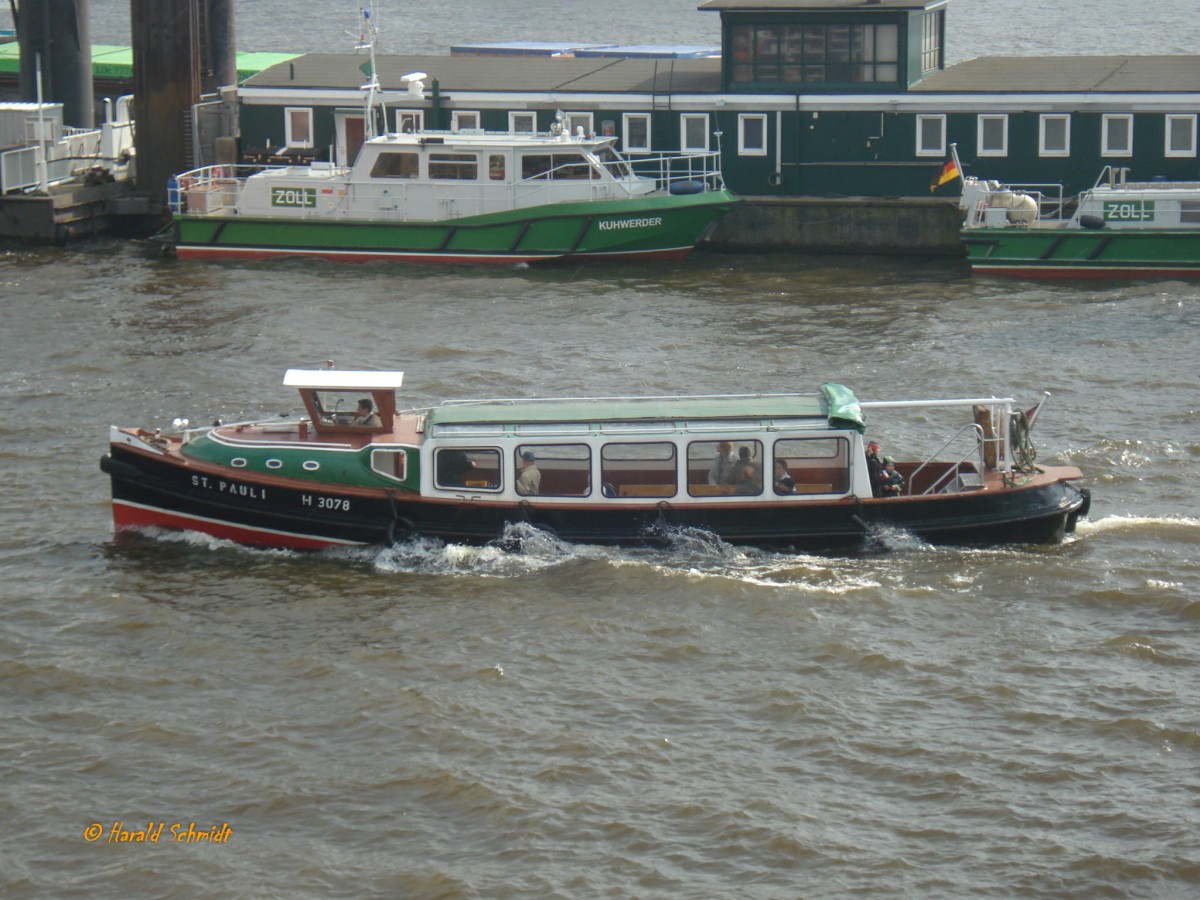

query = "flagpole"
[{"left": 949, "top": 142, "right": 962, "bottom": 178}]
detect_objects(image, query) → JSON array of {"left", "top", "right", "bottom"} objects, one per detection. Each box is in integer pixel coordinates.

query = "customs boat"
[
  {"left": 167, "top": 120, "right": 738, "bottom": 264},
  {"left": 169, "top": 11, "right": 739, "bottom": 266},
  {"left": 100, "top": 369, "right": 1090, "bottom": 552},
  {"left": 960, "top": 164, "right": 1200, "bottom": 279}
]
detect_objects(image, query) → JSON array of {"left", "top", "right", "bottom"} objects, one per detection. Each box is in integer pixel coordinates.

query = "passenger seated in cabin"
[
  {"left": 880, "top": 456, "right": 905, "bottom": 497},
  {"left": 437, "top": 450, "right": 476, "bottom": 487},
  {"left": 707, "top": 441, "right": 736, "bottom": 485},
  {"left": 724, "top": 446, "right": 762, "bottom": 485},
  {"left": 515, "top": 450, "right": 541, "bottom": 496},
  {"left": 865, "top": 441, "right": 885, "bottom": 497},
  {"left": 730, "top": 464, "right": 762, "bottom": 495},
  {"left": 773, "top": 459, "right": 796, "bottom": 494},
  {"left": 352, "top": 398, "right": 383, "bottom": 428}
]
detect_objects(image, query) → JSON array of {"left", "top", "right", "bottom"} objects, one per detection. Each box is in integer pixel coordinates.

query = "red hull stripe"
[
  {"left": 112, "top": 499, "right": 363, "bottom": 550},
  {"left": 174, "top": 245, "right": 693, "bottom": 264}
]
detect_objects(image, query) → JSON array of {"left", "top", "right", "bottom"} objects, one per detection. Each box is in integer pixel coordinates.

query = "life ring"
[{"left": 767, "top": 172, "right": 783, "bottom": 188}]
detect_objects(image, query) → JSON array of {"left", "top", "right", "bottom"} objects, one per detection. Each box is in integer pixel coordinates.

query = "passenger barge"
[{"left": 101, "top": 370, "right": 1090, "bottom": 552}]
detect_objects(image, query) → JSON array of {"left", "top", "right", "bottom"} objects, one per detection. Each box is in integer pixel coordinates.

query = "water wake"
[{"left": 1075, "top": 514, "right": 1199, "bottom": 537}]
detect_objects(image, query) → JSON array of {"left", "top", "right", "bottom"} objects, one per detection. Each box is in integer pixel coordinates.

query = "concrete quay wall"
[{"left": 708, "top": 196, "right": 966, "bottom": 258}]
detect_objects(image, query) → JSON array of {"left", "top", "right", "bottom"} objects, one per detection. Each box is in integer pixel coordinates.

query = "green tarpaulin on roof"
[{"left": 0, "top": 42, "right": 299, "bottom": 83}]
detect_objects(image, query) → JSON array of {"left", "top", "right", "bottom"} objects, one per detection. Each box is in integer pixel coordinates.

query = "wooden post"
[
  {"left": 131, "top": 0, "right": 202, "bottom": 211},
  {"left": 974, "top": 405, "right": 997, "bottom": 469}
]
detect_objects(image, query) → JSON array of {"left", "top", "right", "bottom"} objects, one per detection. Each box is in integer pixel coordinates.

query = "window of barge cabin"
[
  {"left": 773, "top": 438, "right": 850, "bottom": 494},
  {"left": 488, "top": 154, "right": 506, "bottom": 181},
  {"left": 513, "top": 444, "right": 591, "bottom": 497},
  {"left": 396, "top": 110, "right": 424, "bottom": 133},
  {"left": 622, "top": 113, "right": 651, "bottom": 154},
  {"left": 429, "top": 153, "right": 479, "bottom": 180},
  {"left": 681, "top": 115, "right": 709, "bottom": 154},
  {"left": 370, "top": 449, "right": 408, "bottom": 483},
  {"left": 451, "top": 111, "right": 480, "bottom": 132},
  {"left": 1165, "top": 114, "right": 1197, "bottom": 157},
  {"left": 369, "top": 151, "right": 419, "bottom": 178},
  {"left": 977, "top": 115, "right": 1008, "bottom": 157},
  {"left": 1039, "top": 114, "right": 1071, "bottom": 157},
  {"left": 566, "top": 112, "right": 594, "bottom": 138},
  {"left": 601, "top": 442, "right": 677, "bottom": 498},
  {"left": 738, "top": 114, "right": 767, "bottom": 156},
  {"left": 435, "top": 448, "right": 500, "bottom": 490},
  {"left": 1102, "top": 114, "right": 1133, "bottom": 157},
  {"left": 729, "top": 23, "right": 898, "bottom": 85},
  {"left": 915, "top": 114, "right": 946, "bottom": 157},
  {"left": 509, "top": 112, "right": 536, "bottom": 134},
  {"left": 285, "top": 107, "right": 313, "bottom": 148},
  {"left": 687, "top": 440, "right": 763, "bottom": 496},
  {"left": 920, "top": 9, "right": 944, "bottom": 74}
]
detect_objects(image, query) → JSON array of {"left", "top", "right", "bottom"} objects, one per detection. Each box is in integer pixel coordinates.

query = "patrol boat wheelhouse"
[{"left": 101, "top": 370, "right": 1089, "bottom": 551}]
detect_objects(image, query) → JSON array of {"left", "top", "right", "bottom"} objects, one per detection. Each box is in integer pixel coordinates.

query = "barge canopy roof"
[
  {"left": 428, "top": 394, "right": 831, "bottom": 427},
  {"left": 242, "top": 51, "right": 1200, "bottom": 97},
  {"left": 912, "top": 55, "right": 1200, "bottom": 93},
  {"left": 426, "top": 384, "right": 864, "bottom": 431},
  {"left": 242, "top": 54, "right": 722, "bottom": 94}
]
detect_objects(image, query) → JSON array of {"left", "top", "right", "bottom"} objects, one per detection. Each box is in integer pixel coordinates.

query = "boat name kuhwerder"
[{"left": 598, "top": 217, "right": 663, "bottom": 231}]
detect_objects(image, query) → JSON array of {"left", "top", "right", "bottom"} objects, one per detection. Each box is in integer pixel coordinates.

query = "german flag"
[{"left": 930, "top": 159, "right": 961, "bottom": 192}]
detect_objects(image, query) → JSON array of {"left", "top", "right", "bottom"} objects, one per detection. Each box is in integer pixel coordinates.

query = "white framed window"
[
  {"left": 921, "top": 9, "right": 944, "bottom": 73},
  {"left": 395, "top": 109, "right": 424, "bottom": 134},
  {"left": 1039, "top": 114, "right": 1070, "bottom": 157},
  {"left": 622, "top": 113, "right": 651, "bottom": 154},
  {"left": 1102, "top": 114, "right": 1133, "bottom": 157},
  {"left": 451, "top": 110, "right": 480, "bottom": 133},
  {"left": 284, "top": 107, "right": 313, "bottom": 148},
  {"left": 1165, "top": 114, "right": 1197, "bottom": 157},
  {"left": 977, "top": 114, "right": 1008, "bottom": 157},
  {"left": 738, "top": 114, "right": 768, "bottom": 156},
  {"left": 565, "top": 112, "right": 594, "bottom": 138},
  {"left": 681, "top": 114, "right": 710, "bottom": 153},
  {"left": 915, "top": 114, "right": 946, "bottom": 157},
  {"left": 509, "top": 112, "right": 536, "bottom": 134}
]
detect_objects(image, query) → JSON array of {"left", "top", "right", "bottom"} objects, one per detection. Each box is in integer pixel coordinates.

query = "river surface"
[
  {"left": 7, "top": 0, "right": 1200, "bottom": 61},
  {"left": 4, "top": 1, "right": 1200, "bottom": 897}
]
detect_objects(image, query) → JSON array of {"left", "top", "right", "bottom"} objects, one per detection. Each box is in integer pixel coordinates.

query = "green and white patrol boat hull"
[
  {"left": 174, "top": 189, "right": 738, "bottom": 264},
  {"left": 960, "top": 167, "right": 1200, "bottom": 280},
  {"left": 169, "top": 126, "right": 738, "bottom": 265}
]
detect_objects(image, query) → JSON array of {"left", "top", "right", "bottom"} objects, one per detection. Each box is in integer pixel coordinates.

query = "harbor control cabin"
[{"left": 225, "top": 0, "right": 1200, "bottom": 201}]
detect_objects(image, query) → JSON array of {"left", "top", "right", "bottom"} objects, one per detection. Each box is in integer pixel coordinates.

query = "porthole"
[
  {"left": 266, "top": 459, "right": 283, "bottom": 470},
  {"left": 302, "top": 460, "right": 320, "bottom": 471},
  {"left": 231, "top": 457, "right": 247, "bottom": 468}
]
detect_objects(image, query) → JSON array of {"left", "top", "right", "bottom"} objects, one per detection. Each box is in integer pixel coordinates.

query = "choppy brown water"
[{"left": 2, "top": 239, "right": 1198, "bottom": 897}]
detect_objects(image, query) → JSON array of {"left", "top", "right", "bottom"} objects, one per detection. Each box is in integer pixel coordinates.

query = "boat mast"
[{"left": 355, "top": 7, "right": 382, "bottom": 138}]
